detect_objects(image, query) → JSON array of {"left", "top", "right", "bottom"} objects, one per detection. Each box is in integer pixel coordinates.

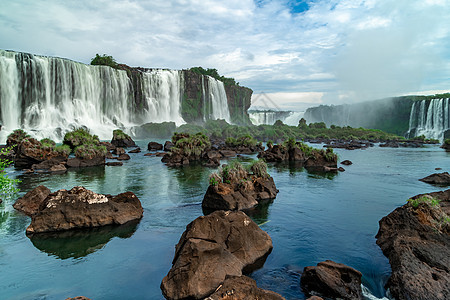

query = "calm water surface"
[{"left": 0, "top": 141, "right": 448, "bottom": 299}]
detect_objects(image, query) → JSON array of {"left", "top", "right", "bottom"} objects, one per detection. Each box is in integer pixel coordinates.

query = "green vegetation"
[
  {"left": 248, "top": 159, "right": 269, "bottom": 179},
  {"left": 209, "top": 159, "right": 269, "bottom": 186},
  {"left": 113, "top": 129, "right": 130, "bottom": 140},
  {"left": 55, "top": 144, "right": 71, "bottom": 156},
  {"left": 189, "top": 67, "right": 238, "bottom": 86},
  {"left": 40, "top": 138, "right": 56, "bottom": 147},
  {"left": 225, "top": 134, "right": 260, "bottom": 148},
  {"left": 6, "top": 129, "right": 30, "bottom": 146},
  {"left": 444, "top": 139, "right": 450, "bottom": 146},
  {"left": 90, "top": 54, "right": 118, "bottom": 69},
  {"left": 74, "top": 144, "right": 107, "bottom": 160},
  {"left": 0, "top": 147, "right": 20, "bottom": 199},
  {"left": 407, "top": 196, "right": 441, "bottom": 209},
  {"left": 63, "top": 128, "right": 100, "bottom": 149},
  {"left": 171, "top": 132, "right": 211, "bottom": 158}
]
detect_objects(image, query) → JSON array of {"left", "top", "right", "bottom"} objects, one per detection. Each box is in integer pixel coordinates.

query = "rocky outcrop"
[
  {"left": 31, "top": 156, "right": 67, "bottom": 172},
  {"left": 441, "top": 140, "right": 450, "bottom": 151},
  {"left": 148, "top": 141, "right": 163, "bottom": 151},
  {"left": 67, "top": 156, "right": 105, "bottom": 168},
  {"left": 25, "top": 186, "right": 143, "bottom": 234},
  {"left": 419, "top": 172, "right": 450, "bottom": 185},
  {"left": 14, "top": 138, "right": 68, "bottom": 169},
  {"left": 207, "top": 275, "right": 285, "bottom": 300},
  {"left": 324, "top": 140, "right": 372, "bottom": 150},
  {"left": 300, "top": 260, "right": 363, "bottom": 300},
  {"left": 65, "top": 297, "right": 92, "bottom": 300},
  {"left": 111, "top": 130, "right": 136, "bottom": 148},
  {"left": 375, "top": 190, "right": 450, "bottom": 300},
  {"left": 160, "top": 210, "right": 273, "bottom": 300},
  {"left": 164, "top": 141, "right": 174, "bottom": 151},
  {"left": 341, "top": 160, "right": 353, "bottom": 165},
  {"left": 13, "top": 185, "right": 51, "bottom": 216},
  {"left": 128, "top": 147, "right": 141, "bottom": 153}
]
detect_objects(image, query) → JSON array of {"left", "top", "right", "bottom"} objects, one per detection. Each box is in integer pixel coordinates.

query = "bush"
[
  {"left": 113, "top": 129, "right": 130, "bottom": 140},
  {"left": 171, "top": 132, "right": 211, "bottom": 158},
  {"left": 90, "top": 54, "right": 118, "bottom": 69},
  {"left": 74, "top": 144, "right": 107, "bottom": 160},
  {"left": 189, "top": 67, "right": 238, "bottom": 86},
  {"left": 40, "top": 138, "right": 56, "bottom": 148},
  {"left": 0, "top": 147, "right": 20, "bottom": 198},
  {"left": 6, "top": 129, "right": 30, "bottom": 146},
  {"left": 248, "top": 159, "right": 269, "bottom": 179},
  {"left": 63, "top": 128, "right": 100, "bottom": 149},
  {"left": 55, "top": 144, "right": 71, "bottom": 156},
  {"left": 407, "top": 195, "right": 440, "bottom": 208}
]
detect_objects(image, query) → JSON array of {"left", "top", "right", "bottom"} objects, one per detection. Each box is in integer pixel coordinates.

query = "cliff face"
[{"left": 225, "top": 84, "right": 252, "bottom": 125}]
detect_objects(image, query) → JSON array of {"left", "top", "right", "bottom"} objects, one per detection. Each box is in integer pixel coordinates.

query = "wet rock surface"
[
  {"left": 376, "top": 189, "right": 450, "bottom": 300},
  {"left": 300, "top": 260, "right": 363, "bottom": 300},
  {"left": 13, "top": 185, "right": 51, "bottom": 216},
  {"left": 148, "top": 141, "right": 163, "bottom": 151},
  {"left": 207, "top": 275, "right": 285, "bottom": 300},
  {"left": 14, "top": 138, "right": 68, "bottom": 169},
  {"left": 419, "top": 172, "right": 450, "bottom": 186},
  {"left": 25, "top": 186, "right": 143, "bottom": 234},
  {"left": 161, "top": 210, "right": 273, "bottom": 300}
]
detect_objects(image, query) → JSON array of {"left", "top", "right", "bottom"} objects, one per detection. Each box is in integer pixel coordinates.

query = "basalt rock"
[
  {"left": 341, "top": 160, "right": 353, "bottom": 166},
  {"left": 26, "top": 186, "right": 143, "bottom": 234},
  {"left": 375, "top": 190, "right": 450, "bottom": 300},
  {"left": 419, "top": 172, "right": 450, "bottom": 186},
  {"left": 112, "top": 147, "right": 126, "bottom": 155},
  {"left": 161, "top": 210, "right": 273, "bottom": 300},
  {"left": 148, "top": 141, "right": 163, "bottom": 151},
  {"left": 207, "top": 275, "right": 285, "bottom": 300},
  {"left": 111, "top": 130, "right": 136, "bottom": 148},
  {"left": 163, "top": 141, "right": 174, "bottom": 151},
  {"left": 117, "top": 154, "right": 131, "bottom": 161},
  {"left": 301, "top": 260, "right": 363, "bottom": 300},
  {"left": 14, "top": 138, "right": 68, "bottom": 169},
  {"left": 128, "top": 147, "right": 141, "bottom": 153},
  {"left": 13, "top": 185, "right": 51, "bottom": 216},
  {"left": 67, "top": 156, "right": 105, "bottom": 168},
  {"left": 31, "top": 156, "right": 67, "bottom": 171},
  {"left": 106, "top": 161, "right": 123, "bottom": 166},
  {"left": 100, "top": 142, "right": 116, "bottom": 152}
]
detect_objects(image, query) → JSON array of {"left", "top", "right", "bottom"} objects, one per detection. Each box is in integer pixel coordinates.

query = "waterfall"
[
  {"left": 249, "top": 110, "right": 295, "bottom": 125},
  {"left": 140, "top": 69, "right": 185, "bottom": 126},
  {"left": 407, "top": 98, "right": 450, "bottom": 140},
  {"left": 206, "top": 76, "right": 231, "bottom": 123}
]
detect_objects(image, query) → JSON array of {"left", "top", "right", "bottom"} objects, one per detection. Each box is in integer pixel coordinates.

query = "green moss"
[
  {"left": 113, "top": 129, "right": 130, "bottom": 140},
  {"left": 407, "top": 196, "right": 440, "bottom": 208},
  {"left": 63, "top": 128, "right": 100, "bottom": 149},
  {"left": 74, "top": 144, "right": 107, "bottom": 160},
  {"left": 54, "top": 144, "right": 71, "bottom": 156},
  {"left": 171, "top": 132, "right": 211, "bottom": 158}
]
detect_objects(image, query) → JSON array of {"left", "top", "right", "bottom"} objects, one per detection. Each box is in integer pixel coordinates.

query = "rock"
[
  {"left": 436, "top": 167, "right": 442, "bottom": 170},
  {"left": 163, "top": 141, "right": 174, "bottom": 151},
  {"left": 117, "top": 154, "right": 130, "bottom": 160},
  {"left": 13, "top": 186, "right": 51, "bottom": 216},
  {"left": 65, "top": 297, "right": 92, "bottom": 300},
  {"left": 100, "top": 141, "right": 116, "bottom": 151},
  {"left": 67, "top": 156, "right": 105, "bottom": 168},
  {"left": 306, "top": 297, "right": 324, "bottom": 300},
  {"left": 148, "top": 141, "right": 163, "bottom": 151},
  {"left": 31, "top": 156, "right": 67, "bottom": 171},
  {"left": 300, "top": 260, "right": 363, "bottom": 300},
  {"left": 380, "top": 141, "right": 399, "bottom": 148},
  {"left": 203, "top": 177, "right": 278, "bottom": 213},
  {"left": 161, "top": 210, "right": 273, "bottom": 300},
  {"left": 14, "top": 138, "right": 68, "bottom": 169},
  {"left": 219, "top": 150, "right": 237, "bottom": 157},
  {"left": 106, "top": 161, "right": 123, "bottom": 166},
  {"left": 105, "top": 152, "right": 114, "bottom": 159},
  {"left": 26, "top": 186, "right": 143, "bottom": 234},
  {"left": 419, "top": 172, "right": 450, "bottom": 186},
  {"left": 341, "top": 160, "right": 353, "bottom": 165},
  {"left": 128, "top": 147, "right": 141, "bottom": 153},
  {"left": 207, "top": 275, "right": 285, "bottom": 300},
  {"left": 112, "top": 147, "right": 125, "bottom": 155},
  {"left": 49, "top": 163, "right": 67, "bottom": 173},
  {"left": 156, "top": 152, "right": 167, "bottom": 157},
  {"left": 144, "top": 153, "right": 156, "bottom": 157},
  {"left": 375, "top": 189, "right": 450, "bottom": 300},
  {"left": 111, "top": 130, "right": 136, "bottom": 148}
]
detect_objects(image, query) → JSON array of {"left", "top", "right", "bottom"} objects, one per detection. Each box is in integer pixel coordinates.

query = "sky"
[{"left": 1, "top": 0, "right": 450, "bottom": 111}]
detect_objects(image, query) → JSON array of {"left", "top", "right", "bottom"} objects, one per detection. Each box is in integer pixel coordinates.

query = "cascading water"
[
  {"left": 206, "top": 76, "right": 231, "bottom": 123},
  {"left": 407, "top": 98, "right": 450, "bottom": 140},
  {"left": 249, "top": 110, "right": 296, "bottom": 125},
  {"left": 140, "top": 69, "right": 185, "bottom": 126}
]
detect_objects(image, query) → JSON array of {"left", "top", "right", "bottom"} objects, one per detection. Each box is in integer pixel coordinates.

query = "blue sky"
[{"left": 1, "top": 0, "right": 449, "bottom": 110}]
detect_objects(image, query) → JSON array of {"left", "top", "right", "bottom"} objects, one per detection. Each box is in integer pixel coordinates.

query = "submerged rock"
[
  {"left": 419, "top": 172, "right": 450, "bottom": 186},
  {"left": 128, "top": 147, "right": 141, "bottom": 153},
  {"left": 300, "top": 260, "right": 363, "bottom": 300},
  {"left": 161, "top": 210, "right": 273, "bottom": 300},
  {"left": 26, "top": 186, "right": 143, "bottom": 234},
  {"left": 207, "top": 275, "right": 285, "bottom": 300},
  {"left": 13, "top": 185, "right": 51, "bottom": 216},
  {"left": 376, "top": 189, "right": 450, "bottom": 300}
]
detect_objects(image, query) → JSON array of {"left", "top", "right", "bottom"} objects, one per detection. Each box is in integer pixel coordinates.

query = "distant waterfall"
[
  {"left": 407, "top": 98, "right": 450, "bottom": 140},
  {"left": 206, "top": 76, "right": 231, "bottom": 123},
  {"left": 249, "top": 110, "right": 296, "bottom": 125}
]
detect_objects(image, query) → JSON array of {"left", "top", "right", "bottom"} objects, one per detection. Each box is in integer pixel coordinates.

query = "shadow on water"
[
  {"left": 271, "top": 161, "right": 339, "bottom": 180},
  {"left": 28, "top": 220, "right": 139, "bottom": 260}
]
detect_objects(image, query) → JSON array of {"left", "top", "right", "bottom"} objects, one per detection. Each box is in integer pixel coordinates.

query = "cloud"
[{"left": 0, "top": 0, "right": 449, "bottom": 107}]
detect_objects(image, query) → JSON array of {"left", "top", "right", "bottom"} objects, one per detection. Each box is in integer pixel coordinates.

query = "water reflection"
[
  {"left": 28, "top": 220, "right": 139, "bottom": 260},
  {"left": 270, "top": 161, "right": 339, "bottom": 180}
]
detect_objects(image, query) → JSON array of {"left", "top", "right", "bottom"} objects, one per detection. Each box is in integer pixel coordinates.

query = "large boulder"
[
  {"left": 14, "top": 138, "right": 68, "bottom": 169},
  {"left": 13, "top": 185, "right": 51, "bottom": 216},
  {"left": 26, "top": 186, "right": 143, "bottom": 234},
  {"left": 67, "top": 156, "right": 105, "bottom": 168},
  {"left": 207, "top": 275, "right": 285, "bottom": 300},
  {"left": 375, "top": 190, "right": 450, "bottom": 300},
  {"left": 161, "top": 210, "right": 273, "bottom": 300},
  {"left": 419, "top": 172, "right": 450, "bottom": 186},
  {"left": 148, "top": 141, "right": 163, "bottom": 151},
  {"left": 111, "top": 129, "right": 136, "bottom": 148},
  {"left": 300, "top": 260, "right": 363, "bottom": 300},
  {"left": 31, "top": 156, "right": 67, "bottom": 172}
]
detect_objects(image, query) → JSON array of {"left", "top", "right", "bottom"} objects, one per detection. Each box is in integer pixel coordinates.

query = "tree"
[{"left": 90, "top": 54, "right": 118, "bottom": 69}]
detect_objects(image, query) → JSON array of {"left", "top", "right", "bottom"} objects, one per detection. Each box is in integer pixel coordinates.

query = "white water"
[
  {"left": 407, "top": 98, "right": 450, "bottom": 140},
  {"left": 206, "top": 76, "right": 231, "bottom": 123},
  {"left": 0, "top": 50, "right": 237, "bottom": 143},
  {"left": 249, "top": 111, "right": 303, "bottom": 126},
  {"left": 284, "top": 111, "right": 304, "bottom": 126},
  {"left": 141, "top": 69, "right": 185, "bottom": 126}
]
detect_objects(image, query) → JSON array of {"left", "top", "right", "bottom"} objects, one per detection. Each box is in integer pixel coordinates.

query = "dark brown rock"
[
  {"left": 106, "top": 161, "right": 123, "bottom": 166},
  {"left": 128, "top": 147, "right": 141, "bottom": 153},
  {"left": 31, "top": 156, "right": 67, "bottom": 171},
  {"left": 219, "top": 150, "right": 237, "bottom": 157},
  {"left": 112, "top": 147, "right": 125, "bottom": 155},
  {"left": 161, "top": 210, "right": 273, "bottom": 300},
  {"left": 13, "top": 185, "right": 51, "bottom": 216},
  {"left": 67, "top": 156, "right": 105, "bottom": 168},
  {"left": 49, "top": 163, "right": 67, "bottom": 173},
  {"left": 148, "top": 141, "right": 163, "bottom": 151},
  {"left": 301, "top": 260, "right": 363, "bottom": 300},
  {"left": 26, "top": 186, "right": 143, "bottom": 234},
  {"left": 14, "top": 138, "right": 68, "bottom": 169},
  {"left": 100, "top": 141, "right": 116, "bottom": 151},
  {"left": 117, "top": 154, "right": 131, "bottom": 160},
  {"left": 111, "top": 131, "right": 136, "bottom": 148},
  {"left": 341, "top": 160, "right": 353, "bottom": 165},
  {"left": 144, "top": 153, "right": 156, "bottom": 156},
  {"left": 207, "top": 275, "right": 285, "bottom": 300},
  {"left": 419, "top": 172, "right": 450, "bottom": 185},
  {"left": 306, "top": 296, "right": 324, "bottom": 300},
  {"left": 65, "top": 297, "right": 92, "bottom": 300},
  {"left": 375, "top": 190, "right": 450, "bottom": 300},
  {"left": 164, "top": 141, "right": 174, "bottom": 151},
  {"left": 105, "top": 152, "right": 114, "bottom": 159}
]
